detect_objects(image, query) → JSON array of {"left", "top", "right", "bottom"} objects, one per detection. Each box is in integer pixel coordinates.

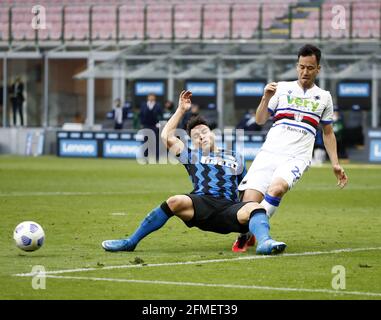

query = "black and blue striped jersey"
[{"left": 178, "top": 148, "right": 247, "bottom": 203}]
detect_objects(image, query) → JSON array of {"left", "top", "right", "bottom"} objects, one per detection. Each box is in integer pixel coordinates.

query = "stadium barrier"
[
  {"left": 1, "top": 127, "right": 379, "bottom": 163},
  {"left": 368, "top": 129, "right": 381, "bottom": 162},
  {"left": 55, "top": 129, "right": 266, "bottom": 161},
  {"left": 0, "top": 127, "right": 45, "bottom": 155}
]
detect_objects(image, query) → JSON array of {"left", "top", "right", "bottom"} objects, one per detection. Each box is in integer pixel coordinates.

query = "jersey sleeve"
[
  {"left": 176, "top": 147, "right": 191, "bottom": 164},
  {"left": 236, "top": 153, "right": 247, "bottom": 184},
  {"left": 267, "top": 85, "right": 281, "bottom": 116},
  {"left": 320, "top": 92, "right": 334, "bottom": 125}
]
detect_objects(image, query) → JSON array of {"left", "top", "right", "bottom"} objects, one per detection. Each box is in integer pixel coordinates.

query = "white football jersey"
[{"left": 261, "top": 81, "right": 334, "bottom": 160}]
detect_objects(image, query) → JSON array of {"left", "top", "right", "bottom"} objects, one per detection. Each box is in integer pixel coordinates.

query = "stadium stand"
[
  {"left": 0, "top": 0, "right": 380, "bottom": 42},
  {"left": 0, "top": 0, "right": 380, "bottom": 163}
]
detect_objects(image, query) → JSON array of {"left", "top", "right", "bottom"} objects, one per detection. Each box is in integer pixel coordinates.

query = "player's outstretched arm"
[
  {"left": 161, "top": 90, "right": 192, "bottom": 155},
  {"left": 256, "top": 82, "right": 277, "bottom": 125},
  {"left": 322, "top": 124, "right": 348, "bottom": 188}
]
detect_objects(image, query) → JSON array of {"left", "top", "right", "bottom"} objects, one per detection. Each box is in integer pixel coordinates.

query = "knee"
[
  {"left": 268, "top": 182, "right": 288, "bottom": 197},
  {"left": 237, "top": 202, "right": 265, "bottom": 224},
  {"left": 166, "top": 195, "right": 183, "bottom": 213}
]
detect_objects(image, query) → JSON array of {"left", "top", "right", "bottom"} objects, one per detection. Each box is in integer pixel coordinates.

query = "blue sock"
[
  {"left": 249, "top": 209, "right": 272, "bottom": 244},
  {"left": 129, "top": 202, "right": 173, "bottom": 246}
]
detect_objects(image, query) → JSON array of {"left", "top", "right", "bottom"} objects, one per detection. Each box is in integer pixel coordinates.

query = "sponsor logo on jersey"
[
  {"left": 285, "top": 125, "right": 308, "bottom": 135},
  {"left": 201, "top": 155, "right": 238, "bottom": 170},
  {"left": 294, "top": 112, "right": 303, "bottom": 122},
  {"left": 287, "top": 96, "right": 320, "bottom": 112}
]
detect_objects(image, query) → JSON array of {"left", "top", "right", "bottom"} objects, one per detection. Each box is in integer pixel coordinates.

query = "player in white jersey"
[{"left": 232, "top": 44, "right": 348, "bottom": 253}]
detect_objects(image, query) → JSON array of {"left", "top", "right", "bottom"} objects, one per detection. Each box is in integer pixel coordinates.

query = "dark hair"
[
  {"left": 186, "top": 115, "right": 210, "bottom": 135},
  {"left": 298, "top": 44, "right": 321, "bottom": 65}
]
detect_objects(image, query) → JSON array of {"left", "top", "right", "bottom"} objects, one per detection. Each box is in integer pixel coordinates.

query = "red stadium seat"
[
  {"left": 232, "top": 4, "right": 259, "bottom": 39},
  {"left": 119, "top": 5, "right": 145, "bottom": 39},
  {"left": 0, "top": 0, "right": 379, "bottom": 42},
  {"left": 146, "top": 5, "right": 172, "bottom": 39},
  {"left": 174, "top": 3, "right": 202, "bottom": 39},
  {"left": 203, "top": 4, "right": 230, "bottom": 39},
  {"left": 64, "top": 6, "right": 89, "bottom": 41},
  {"left": 0, "top": 7, "right": 10, "bottom": 41},
  {"left": 37, "top": 6, "right": 62, "bottom": 41},
  {"left": 92, "top": 6, "right": 117, "bottom": 40}
]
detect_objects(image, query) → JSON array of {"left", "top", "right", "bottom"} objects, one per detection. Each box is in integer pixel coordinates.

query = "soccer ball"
[{"left": 13, "top": 221, "right": 45, "bottom": 252}]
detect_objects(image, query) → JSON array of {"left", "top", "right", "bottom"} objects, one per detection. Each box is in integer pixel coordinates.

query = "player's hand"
[
  {"left": 263, "top": 82, "right": 278, "bottom": 99},
  {"left": 333, "top": 164, "right": 348, "bottom": 189},
  {"left": 178, "top": 90, "right": 192, "bottom": 112}
]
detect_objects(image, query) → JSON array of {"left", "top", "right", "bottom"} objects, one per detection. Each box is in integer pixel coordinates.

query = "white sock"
[{"left": 260, "top": 193, "right": 281, "bottom": 218}]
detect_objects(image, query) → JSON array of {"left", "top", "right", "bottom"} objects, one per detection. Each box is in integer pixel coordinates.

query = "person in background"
[
  {"left": 0, "top": 85, "right": 3, "bottom": 124},
  {"left": 139, "top": 93, "right": 162, "bottom": 160},
  {"left": 344, "top": 104, "right": 364, "bottom": 148},
  {"left": 332, "top": 107, "right": 348, "bottom": 159},
  {"left": 236, "top": 109, "right": 262, "bottom": 131},
  {"left": 311, "top": 127, "right": 326, "bottom": 166},
  {"left": 139, "top": 93, "right": 162, "bottom": 130},
  {"left": 113, "top": 98, "right": 124, "bottom": 130},
  {"left": 74, "top": 111, "right": 84, "bottom": 124},
  {"left": 10, "top": 76, "right": 25, "bottom": 127},
  {"left": 181, "top": 103, "right": 200, "bottom": 130},
  {"left": 162, "top": 100, "right": 175, "bottom": 122},
  {"left": 132, "top": 105, "right": 141, "bottom": 130}
]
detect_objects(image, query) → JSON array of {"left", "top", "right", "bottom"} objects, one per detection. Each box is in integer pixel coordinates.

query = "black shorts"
[{"left": 184, "top": 194, "right": 250, "bottom": 234}]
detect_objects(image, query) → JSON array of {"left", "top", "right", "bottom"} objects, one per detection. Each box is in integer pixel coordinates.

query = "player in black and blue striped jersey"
[
  {"left": 102, "top": 90, "right": 286, "bottom": 254},
  {"left": 179, "top": 124, "right": 247, "bottom": 205}
]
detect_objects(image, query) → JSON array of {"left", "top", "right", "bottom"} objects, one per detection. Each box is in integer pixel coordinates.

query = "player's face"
[
  {"left": 190, "top": 124, "right": 215, "bottom": 152},
  {"left": 297, "top": 55, "right": 320, "bottom": 89}
]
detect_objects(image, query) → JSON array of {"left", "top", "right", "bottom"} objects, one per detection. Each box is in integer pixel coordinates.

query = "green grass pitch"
[{"left": 0, "top": 156, "right": 380, "bottom": 300}]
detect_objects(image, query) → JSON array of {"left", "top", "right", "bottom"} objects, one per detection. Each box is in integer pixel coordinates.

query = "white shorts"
[{"left": 238, "top": 150, "right": 310, "bottom": 195}]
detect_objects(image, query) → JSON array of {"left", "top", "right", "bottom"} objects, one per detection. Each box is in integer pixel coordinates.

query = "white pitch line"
[
  {"left": 110, "top": 212, "right": 128, "bottom": 216},
  {"left": 14, "top": 246, "right": 381, "bottom": 277},
  {"left": 1, "top": 185, "right": 380, "bottom": 197},
  {"left": 0, "top": 191, "right": 169, "bottom": 197},
  {"left": 43, "top": 275, "right": 381, "bottom": 298}
]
